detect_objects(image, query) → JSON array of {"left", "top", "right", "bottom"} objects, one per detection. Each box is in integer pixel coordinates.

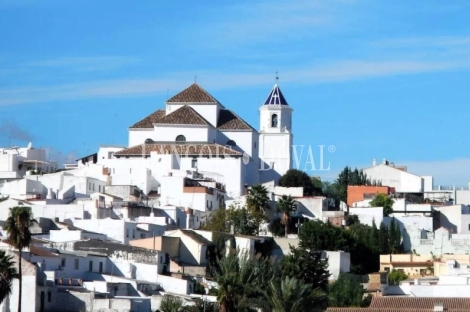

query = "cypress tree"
[
  {"left": 370, "top": 219, "right": 379, "bottom": 253},
  {"left": 378, "top": 222, "right": 389, "bottom": 254}
]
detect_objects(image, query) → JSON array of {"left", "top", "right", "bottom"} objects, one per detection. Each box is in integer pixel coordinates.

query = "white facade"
[
  {"left": 363, "top": 160, "right": 424, "bottom": 193},
  {"left": 0, "top": 142, "right": 58, "bottom": 182},
  {"left": 72, "top": 219, "right": 170, "bottom": 245}
]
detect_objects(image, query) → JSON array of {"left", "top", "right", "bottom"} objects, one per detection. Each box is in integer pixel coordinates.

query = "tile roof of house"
[
  {"left": 114, "top": 143, "right": 242, "bottom": 157},
  {"left": 327, "top": 309, "right": 469, "bottom": 312},
  {"left": 370, "top": 297, "right": 470, "bottom": 310},
  {"left": 327, "top": 297, "right": 470, "bottom": 312},
  {"left": 217, "top": 109, "right": 254, "bottom": 131},
  {"left": 166, "top": 83, "right": 220, "bottom": 103},
  {"left": 29, "top": 245, "right": 58, "bottom": 258},
  {"left": 130, "top": 109, "right": 166, "bottom": 129},
  {"left": 156, "top": 105, "right": 211, "bottom": 126},
  {"left": 181, "top": 230, "right": 213, "bottom": 245}
]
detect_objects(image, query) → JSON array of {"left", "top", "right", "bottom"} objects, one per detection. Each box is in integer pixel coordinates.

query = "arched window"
[
  {"left": 175, "top": 135, "right": 186, "bottom": 142},
  {"left": 226, "top": 140, "right": 236, "bottom": 147},
  {"left": 145, "top": 138, "right": 154, "bottom": 144},
  {"left": 271, "top": 114, "right": 278, "bottom": 127}
]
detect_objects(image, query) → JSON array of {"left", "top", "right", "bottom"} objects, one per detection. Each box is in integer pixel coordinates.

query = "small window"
[
  {"left": 141, "top": 233, "right": 145, "bottom": 238},
  {"left": 191, "top": 158, "right": 198, "bottom": 168},
  {"left": 48, "top": 291, "right": 51, "bottom": 302},
  {"left": 61, "top": 258, "right": 66, "bottom": 267},
  {"left": 271, "top": 114, "right": 278, "bottom": 127},
  {"left": 468, "top": 224, "right": 470, "bottom": 231},
  {"left": 108, "top": 151, "right": 114, "bottom": 159},
  {"left": 99, "top": 185, "right": 101, "bottom": 192},
  {"left": 99, "top": 262, "right": 103, "bottom": 273},
  {"left": 132, "top": 230, "right": 135, "bottom": 238},
  {"left": 74, "top": 259, "right": 79, "bottom": 270},
  {"left": 160, "top": 256, "right": 163, "bottom": 263},
  {"left": 384, "top": 267, "right": 390, "bottom": 272},
  {"left": 92, "top": 183, "right": 95, "bottom": 191},
  {"left": 254, "top": 142, "right": 257, "bottom": 148},
  {"left": 88, "top": 183, "right": 91, "bottom": 190},
  {"left": 397, "top": 269, "right": 404, "bottom": 273},
  {"left": 126, "top": 229, "right": 129, "bottom": 238},
  {"left": 226, "top": 140, "right": 236, "bottom": 147},
  {"left": 89, "top": 261, "right": 93, "bottom": 272},
  {"left": 175, "top": 135, "right": 186, "bottom": 142}
]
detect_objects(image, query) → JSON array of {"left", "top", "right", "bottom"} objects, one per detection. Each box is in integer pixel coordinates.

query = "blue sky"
[{"left": 1, "top": 0, "right": 470, "bottom": 185}]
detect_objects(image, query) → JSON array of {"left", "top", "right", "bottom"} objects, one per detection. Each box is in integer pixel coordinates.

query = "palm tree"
[
  {"left": 159, "top": 294, "right": 185, "bottom": 312},
  {"left": 276, "top": 195, "right": 297, "bottom": 238},
  {"left": 211, "top": 252, "right": 275, "bottom": 312},
  {"left": 0, "top": 250, "right": 18, "bottom": 304},
  {"left": 246, "top": 184, "right": 269, "bottom": 213},
  {"left": 266, "top": 276, "right": 324, "bottom": 312},
  {"left": 246, "top": 184, "right": 270, "bottom": 234},
  {"left": 4, "top": 206, "right": 35, "bottom": 312}
]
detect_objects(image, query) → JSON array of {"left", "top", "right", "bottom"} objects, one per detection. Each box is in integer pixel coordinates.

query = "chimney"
[
  {"left": 382, "top": 158, "right": 387, "bottom": 165},
  {"left": 372, "top": 158, "right": 376, "bottom": 166}
]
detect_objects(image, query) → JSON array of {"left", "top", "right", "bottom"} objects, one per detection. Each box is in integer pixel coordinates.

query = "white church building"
[{"left": 85, "top": 83, "right": 293, "bottom": 209}]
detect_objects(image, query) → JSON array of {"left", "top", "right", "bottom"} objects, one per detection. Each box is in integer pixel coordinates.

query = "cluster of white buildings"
[{"left": 0, "top": 82, "right": 353, "bottom": 312}]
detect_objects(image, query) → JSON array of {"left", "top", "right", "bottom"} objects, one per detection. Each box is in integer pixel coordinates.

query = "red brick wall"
[{"left": 347, "top": 186, "right": 390, "bottom": 207}]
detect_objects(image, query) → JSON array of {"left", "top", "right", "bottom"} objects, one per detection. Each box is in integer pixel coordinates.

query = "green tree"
[
  {"left": 388, "top": 218, "right": 402, "bottom": 254},
  {"left": 246, "top": 185, "right": 270, "bottom": 234},
  {"left": 276, "top": 195, "right": 297, "bottom": 238},
  {"left": 328, "top": 273, "right": 366, "bottom": 307},
  {"left": 159, "top": 294, "right": 185, "bottom": 312},
  {"left": 226, "top": 207, "right": 258, "bottom": 236},
  {"left": 279, "top": 246, "right": 331, "bottom": 292},
  {"left": 335, "top": 167, "right": 371, "bottom": 203},
  {"left": 378, "top": 222, "right": 390, "bottom": 254},
  {"left": 211, "top": 253, "right": 275, "bottom": 312},
  {"left": 299, "top": 220, "right": 349, "bottom": 252},
  {"left": 4, "top": 206, "right": 35, "bottom": 312},
  {"left": 0, "top": 250, "right": 18, "bottom": 304},
  {"left": 345, "top": 214, "right": 360, "bottom": 226},
  {"left": 369, "top": 219, "right": 379, "bottom": 253},
  {"left": 278, "top": 169, "right": 316, "bottom": 196},
  {"left": 266, "top": 276, "right": 324, "bottom": 312},
  {"left": 369, "top": 193, "right": 394, "bottom": 216},
  {"left": 388, "top": 269, "right": 408, "bottom": 285},
  {"left": 201, "top": 208, "right": 228, "bottom": 232}
]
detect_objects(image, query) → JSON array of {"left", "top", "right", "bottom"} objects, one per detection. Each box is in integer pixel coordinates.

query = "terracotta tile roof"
[
  {"left": 370, "top": 297, "right": 470, "bottom": 310},
  {"left": 217, "top": 109, "right": 254, "bottom": 131},
  {"left": 114, "top": 143, "right": 242, "bottom": 157},
  {"left": 327, "top": 297, "right": 470, "bottom": 312},
  {"left": 157, "top": 105, "right": 211, "bottom": 126},
  {"left": 30, "top": 245, "right": 58, "bottom": 258},
  {"left": 130, "top": 109, "right": 166, "bottom": 129},
  {"left": 166, "top": 83, "right": 219, "bottom": 103},
  {"left": 327, "top": 309, "right": 468, "bottom": 312}
]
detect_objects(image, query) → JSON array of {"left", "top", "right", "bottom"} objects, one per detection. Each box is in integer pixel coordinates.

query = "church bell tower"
[{"left": 258, "top": 82, "right": 293, "bottom": 183}]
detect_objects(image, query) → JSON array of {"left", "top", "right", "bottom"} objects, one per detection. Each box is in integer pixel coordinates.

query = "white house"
[
  {"left": 363, "top": 159, "right": 424, "bottom": 193},
  {"left": 0, "top": 142, "right": 58, "bottom": 182}
]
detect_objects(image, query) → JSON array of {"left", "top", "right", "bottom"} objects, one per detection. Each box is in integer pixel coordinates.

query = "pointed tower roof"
[
  {"left": 264, "top": 84, "right": 289, "bottom": 105},
  {"left": 166, "top": 83, "right": 220, "bottom": 103}
]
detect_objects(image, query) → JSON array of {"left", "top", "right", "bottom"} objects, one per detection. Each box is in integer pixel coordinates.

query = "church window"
[
  {"left": 175, "top": 135, "right": 186, "bottom": 142},
  {"left": 226, "top": 140, "right": 236, "bottom": 147},
  {"left": 271, "top": 114, "right": 278, "bottom": 127}
]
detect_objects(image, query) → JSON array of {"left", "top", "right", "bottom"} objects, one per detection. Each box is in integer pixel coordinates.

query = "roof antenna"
[
  {"left": 275, "top": 70, "right": 279, "bottom": 84},
  {"left": 194, "top": 75, "right": 197, "bottom": 84}
]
